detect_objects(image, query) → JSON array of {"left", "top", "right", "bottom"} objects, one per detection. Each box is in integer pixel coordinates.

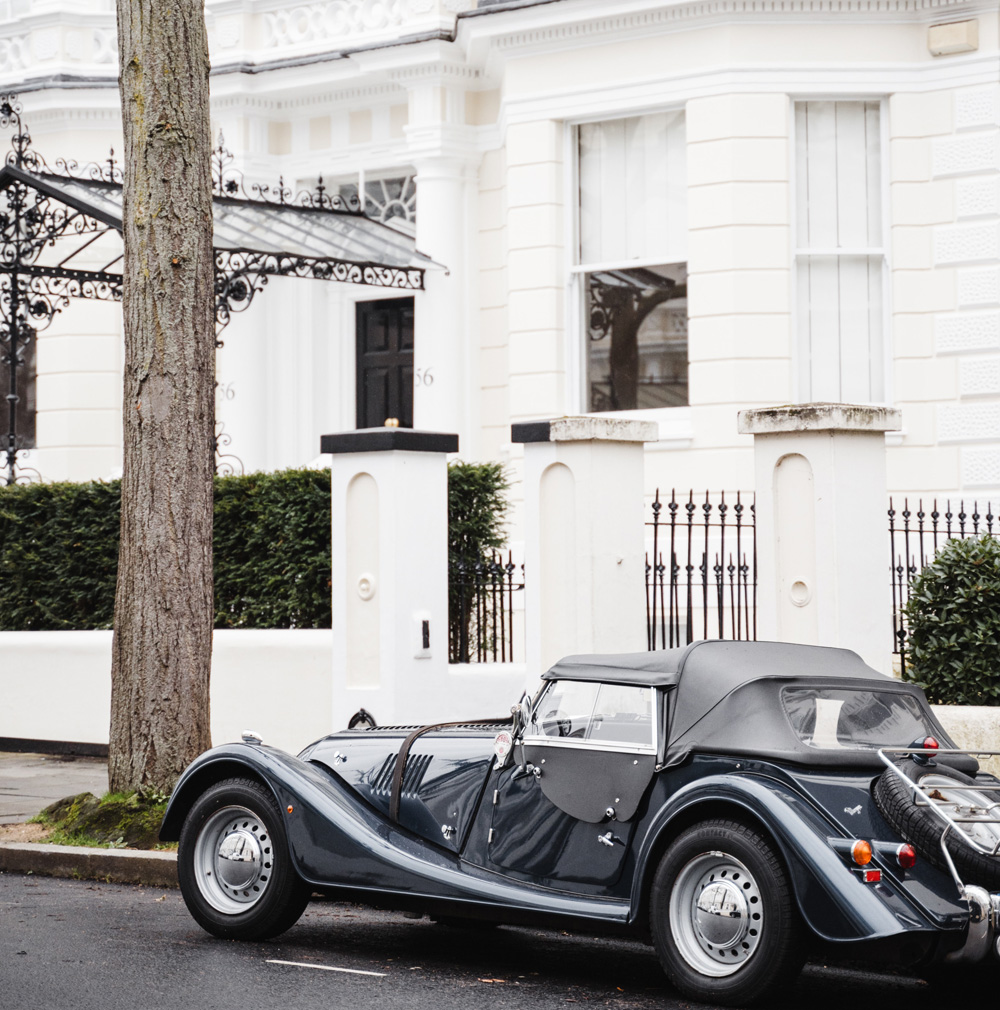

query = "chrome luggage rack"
[{"left": 878, "top": 746, "right": 1000, "bottom": 894}]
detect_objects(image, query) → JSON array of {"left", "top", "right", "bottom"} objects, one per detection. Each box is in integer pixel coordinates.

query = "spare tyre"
[{"left": 873, "top": 758, "right": 1000, "bottom": 890}]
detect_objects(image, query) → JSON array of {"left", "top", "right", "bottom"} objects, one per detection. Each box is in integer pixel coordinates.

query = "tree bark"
[{"left": 110, "top": 0, "right": 214, "bottom": 794}]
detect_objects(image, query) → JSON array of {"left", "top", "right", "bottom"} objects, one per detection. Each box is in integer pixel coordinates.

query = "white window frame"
[
  {"left": 790, "top": 96, "right": 892, "bottom": 408},
  {"left": 564, "top": 113, "right": 693, "bottom": 445}
]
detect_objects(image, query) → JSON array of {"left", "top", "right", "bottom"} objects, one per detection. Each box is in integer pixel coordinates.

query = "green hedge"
[
  {"left": 0, "top": 479, "right": 121, "bottom": 630},
  {"left": 214, "top": 468, "right": 331, "bottom": 629},
  {"left": 902, "top": 534, "right": 1000, "bottom": 706},
  {"left": 0, "top": 468, "right": 332, "bottom": 631}
]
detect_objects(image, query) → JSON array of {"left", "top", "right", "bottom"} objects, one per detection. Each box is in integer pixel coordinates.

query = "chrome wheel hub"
[
  {"left": 694, "top": 879, "right": 750, "bottom": 949},
  {"left": 670, "top": 851, "right": 763, "bottom": 977},
  {"left": 216, "top": 829, "right": 263, "bottom": 891},
  {"left": 193, "top": 805, "right": 274, "bottom": 915}
]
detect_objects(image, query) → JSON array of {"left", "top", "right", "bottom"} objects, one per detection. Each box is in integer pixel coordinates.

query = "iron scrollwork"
[
  {"left": 2, "top": 95, "right": 429, "bottom": 483},
  {"left": 213, "top": 420, "right": 244, "bottom": 477},
  {"left": 214, "top": 248, "right": 423, "bottom": 332},
  {"left": 211, "top": 130, "right": 362, "bottom": 213},
  {"left": 1, "top": 94, "right": 123, "bottom": 484}
]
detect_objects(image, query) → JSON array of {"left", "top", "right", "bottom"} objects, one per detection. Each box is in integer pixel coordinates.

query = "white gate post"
[
  {"left": 513, "top": 417, "right": 658, "bottom": 675},
  {"left": 738, "top": 404, "right": 902, "bottom": 673},
  {"left": 322, "top": 428, "right": 457, "bottom": 729}
]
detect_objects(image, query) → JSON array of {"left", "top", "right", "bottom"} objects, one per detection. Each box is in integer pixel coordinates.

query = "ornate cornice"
[
  {"left": 0, "top": 0, "right": 994, "bottom": 95},
  {"left": 477, "top": 0, "right": 995, "bottom": 57}
]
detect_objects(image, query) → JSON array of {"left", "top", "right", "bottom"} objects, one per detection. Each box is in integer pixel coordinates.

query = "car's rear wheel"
[
  {"left": 650, "top": 819, "right": 805, "bottom": 1007},
  {"left": 178, "top": 777, "right": 311, "bottom": 940}
]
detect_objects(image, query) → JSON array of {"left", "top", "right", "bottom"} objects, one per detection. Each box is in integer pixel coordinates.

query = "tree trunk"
[{"left": 110, "top": 0, "right": 214, "bottom": 794}]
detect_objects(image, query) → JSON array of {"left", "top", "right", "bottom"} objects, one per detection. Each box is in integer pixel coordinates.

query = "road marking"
[{"left": 266, "top": 959, "right": 386, "bottom": 978}]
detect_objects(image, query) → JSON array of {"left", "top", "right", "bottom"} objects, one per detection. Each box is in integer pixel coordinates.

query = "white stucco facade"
[{"left": 1, "top": 0, "right": 998, "bottom": 509}]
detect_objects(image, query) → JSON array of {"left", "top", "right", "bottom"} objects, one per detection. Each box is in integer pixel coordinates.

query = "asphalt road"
[{"left": 0, "top": 873, "right": 946, "bottom": 1010}]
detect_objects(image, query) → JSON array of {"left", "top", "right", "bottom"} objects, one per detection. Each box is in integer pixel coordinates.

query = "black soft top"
[
  {"left": 544, "top": 640, "right": 955, "bottom": 768},
  {"left": 544, "top": 639, "right": 885, "bottom": 690}
]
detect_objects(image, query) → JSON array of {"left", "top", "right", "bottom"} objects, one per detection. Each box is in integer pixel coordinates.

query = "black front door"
[{"left": 356, "top": 297, "right": 414, "bottom": 429}]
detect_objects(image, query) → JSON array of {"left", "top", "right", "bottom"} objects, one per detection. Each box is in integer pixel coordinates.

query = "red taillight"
[
  {"left": 851, "top": 839, "right": 873, "bottom": 866},
  {"left": 896, "top": 843, "right": 917, "bottom": 869},
  {"left": 864, "top": 869, "right": 882, "bottom": 883},
  {"left": 923, "top": 736, "right": 939, "bottom": 750}
]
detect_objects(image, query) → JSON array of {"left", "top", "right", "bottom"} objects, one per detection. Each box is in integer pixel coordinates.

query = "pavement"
[
  {"left": 0, "top": 749, "right": 177, "bottom": 886},
  {"left": 0, "top": 750, "right": 108, "bottom": 824}
]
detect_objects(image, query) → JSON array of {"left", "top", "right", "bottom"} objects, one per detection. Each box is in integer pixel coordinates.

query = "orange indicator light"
[
  {"left": 287, "top": 805, "right": 294, "bottom": 814},
  {"left": 851, "top": 839, "right": 873, "bottom": 866}
]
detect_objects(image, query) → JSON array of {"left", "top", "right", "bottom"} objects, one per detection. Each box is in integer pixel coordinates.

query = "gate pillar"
[
  {"left": 738, "top": 403, "right": 901, "bottom": 674},
  {"left": 513, "top": 417, "right": 658, "bottom": 675},
  {"left": 321, "top": 427, "right": 457, "bottom": 729}
]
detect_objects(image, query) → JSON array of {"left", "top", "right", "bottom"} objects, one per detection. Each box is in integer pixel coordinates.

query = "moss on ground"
[{"left": 30, "top": 791, "right": 173, "bottom": 849}]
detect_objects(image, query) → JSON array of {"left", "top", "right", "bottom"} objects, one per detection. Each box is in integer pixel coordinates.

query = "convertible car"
[{"left": 160, "top": 640, "right": 1000, "bottom": 1006}]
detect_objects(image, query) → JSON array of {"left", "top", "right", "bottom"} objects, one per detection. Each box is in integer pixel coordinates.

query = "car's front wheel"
[
  {"left": 177, "top": 776, "right": 311, "bottom": 940},
  {"left": 650, "top": 818, "right": 805, "bottom": 1007}
]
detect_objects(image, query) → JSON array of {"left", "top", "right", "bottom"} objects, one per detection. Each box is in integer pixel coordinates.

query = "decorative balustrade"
[{"left": 0, "top": 0, "right": 479, "bottom": 83}]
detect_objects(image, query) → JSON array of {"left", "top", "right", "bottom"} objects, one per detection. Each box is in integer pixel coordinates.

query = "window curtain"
[
  {"left": 578, "top": 111, "right": 687, "bottom": 266},
  {"left": 796, "top": 101, "right": 884, "bottom": 403}
]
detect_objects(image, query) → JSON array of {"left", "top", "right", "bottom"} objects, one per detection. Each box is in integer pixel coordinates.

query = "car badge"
[
  {"left": 493, "top": 730, "right": 513, "bottom": 768},
  {"left": 844, "top": 804, "right": 862, "bottom": 816}
]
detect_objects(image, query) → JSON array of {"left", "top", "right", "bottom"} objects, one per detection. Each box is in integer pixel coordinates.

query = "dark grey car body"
[{"left": 162, "top": 640, "right": 994, "bottom": 967}]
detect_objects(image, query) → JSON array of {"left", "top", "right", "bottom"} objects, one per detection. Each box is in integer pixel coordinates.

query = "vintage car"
[{"left": 160, "top": 640, "right": 1000, "bottom": 1006}]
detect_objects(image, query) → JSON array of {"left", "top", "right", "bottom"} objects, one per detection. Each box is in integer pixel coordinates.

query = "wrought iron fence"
[
  {"left": 449, "top": 551, "right": 525, "bottom": 664},
  {"left": 646, "top": 489, "right": 756, "bottom": 650},
  {"left": 889, "top": 497, "right": 997, "bottom": 667}
]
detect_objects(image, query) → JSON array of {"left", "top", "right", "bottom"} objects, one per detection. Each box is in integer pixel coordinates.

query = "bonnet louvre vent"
[{"left": 371, "top": 752, "right": 433, "bottom": 796}]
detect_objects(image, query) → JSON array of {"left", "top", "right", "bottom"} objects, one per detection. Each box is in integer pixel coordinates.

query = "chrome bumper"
[{"left": 945, "top": 886, "right": 1000, "bottom": 964}]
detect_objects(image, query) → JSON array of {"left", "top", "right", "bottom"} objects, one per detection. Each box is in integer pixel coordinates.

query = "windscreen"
[
  {"left": 528, "top": 681, "right": 656, "bottom": 749},
  {"left": 781, "top": 687, "right": 936, "bottom": 750}
]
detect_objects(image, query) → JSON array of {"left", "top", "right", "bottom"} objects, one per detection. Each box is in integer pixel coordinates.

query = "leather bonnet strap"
[{"left": 389, "top": 716, "right": 508, "bottom": 824}]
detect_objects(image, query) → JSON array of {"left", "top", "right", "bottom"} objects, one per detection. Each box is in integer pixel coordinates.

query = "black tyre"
[
  {"left": 177, "top": 777, "right": 311, "bottom": 940},
  {"left": 873, "top": 759, "right": 1000, "bottom": 889},
  {"left": 649, "top": 819, "right": 805, "bottom": 1007}
]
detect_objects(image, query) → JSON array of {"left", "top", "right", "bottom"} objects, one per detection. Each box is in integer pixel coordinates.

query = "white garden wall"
[
  {"left": 0, "top": 630, "right": 332, "bottom": 755},
  {"left": 934, "top": 705, "right": 1000, "bottom": 778},
  {"left": 0, "top": 630, "right": 530, "bottom": 755}
]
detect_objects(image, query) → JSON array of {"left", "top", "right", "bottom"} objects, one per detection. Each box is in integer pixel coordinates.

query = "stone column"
[
  {"left": 411, "top": 154, "right": 474, "bottom": 439},
  {"left": 738, "top": 403, "right": 902, "bottom": 673},
  {"left": 400, "top": 68, "right": 481, "bottom": 451},
  {"left": 513, "top": 417, "right": 658, "bottom": 675},
  {"left": 322, "top": 427, "right": 457, "bottom": 729}
]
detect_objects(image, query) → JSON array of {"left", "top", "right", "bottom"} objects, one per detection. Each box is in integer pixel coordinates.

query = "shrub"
[
  {"left": 447, "top": 461, "right": 510, "bottom": 662},
  {"left": 0, "top": 467, "right": 332, "bottom": 631},
  {"left": 213, "top": 467, "right": 331, "bottom": 629},
  {"left": 0, "top": 463, "right": 509, "bottom": 636},
  {"left": 902, "top": 534, "right": 1000, "bottom": 706},
  {"left": 447, "top": 460, "right": 510, "bottom": 568},
  {"left": 0, "top": 478, "right": 121, "bottom": 630}
]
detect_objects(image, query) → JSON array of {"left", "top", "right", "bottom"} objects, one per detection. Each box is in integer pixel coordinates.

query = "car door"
[{"left": 486, "top": 680, "right": 657, "bottom": 888}]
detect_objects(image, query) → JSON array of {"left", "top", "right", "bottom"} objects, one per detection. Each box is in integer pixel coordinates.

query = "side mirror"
[
  {"left": 516, "top": 691, "right": 535, "bottom": 731},
  {"left": 519, "top": 689, "right": 533, "bottom": 721},
  {"left": 510, "top": 693, "right": 533, "bottom": 740}
]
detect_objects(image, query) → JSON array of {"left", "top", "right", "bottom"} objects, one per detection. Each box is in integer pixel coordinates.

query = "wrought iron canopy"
[{"left": 1, "top": 93, "right": 438, "bottom": 484}]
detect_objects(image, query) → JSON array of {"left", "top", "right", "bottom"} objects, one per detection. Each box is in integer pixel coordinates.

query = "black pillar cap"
[
  {"left": 320, "top": 428, "right": 459, "bottom": 454},
  {"left": 510, "top": 421, "right": 552, "bottom": 443}
]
